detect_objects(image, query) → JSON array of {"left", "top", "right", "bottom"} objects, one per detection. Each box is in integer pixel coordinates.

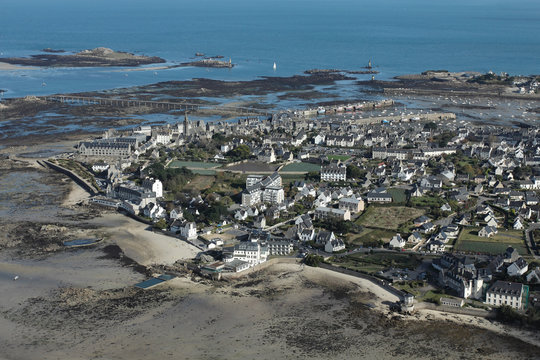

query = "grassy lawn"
[
  {"left": 327, "top": 155, "right": 351, "bottom": 161},
  {"left": 409, "top": 195, "right": 445, "bottom": 208},
  {"left": 455, "top": 227, "right": 527, "bottom": 255},
  {"left": 388, "top": 188, "right": 407, "bottom": 203},
  {"left": 346, "top": 228, "right": 395, "bottom": 246},
  {"left": 280, "top": 173, "right": 307, "bottom": 185},
  {"left": 169, "top": 160, "right": 220, "bottom": 169},
  {"left": 356, "top": 205, "right": 425, "bottom": 231},
  {"left": 394, "top": 282, "right": 447, "bottom": 303},
  {"left": 280, "top": 162, "right": 321, "bottom": 172},
  {"left": 333, "top": 252, "right": 422, "bottom": 275}
]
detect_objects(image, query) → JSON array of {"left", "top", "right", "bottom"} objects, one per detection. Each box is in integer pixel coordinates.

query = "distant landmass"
[{"left": 0, "top": 47, "right": 166, "bottom": 67}]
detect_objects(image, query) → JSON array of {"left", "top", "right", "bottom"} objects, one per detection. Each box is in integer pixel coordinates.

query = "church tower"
[{"left": 184, "top": 112, "right": 190, "bottom": 137}]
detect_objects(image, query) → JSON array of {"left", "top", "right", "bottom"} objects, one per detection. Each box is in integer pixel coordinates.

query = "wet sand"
[{"left": 0, "top": 262, "right": 538, "bottom": 360}]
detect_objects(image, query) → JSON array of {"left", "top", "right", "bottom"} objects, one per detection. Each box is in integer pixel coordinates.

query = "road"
[
  {"left": 265, "top": 211, "right": 314, "bottom": 231},
  {"left": 525, "top": 222, "right": 540, "bottom": 259}
]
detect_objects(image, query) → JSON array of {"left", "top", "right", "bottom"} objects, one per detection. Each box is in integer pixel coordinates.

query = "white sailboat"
[{"left": 273, "top": 62, "right": 277, "bottom": 71}]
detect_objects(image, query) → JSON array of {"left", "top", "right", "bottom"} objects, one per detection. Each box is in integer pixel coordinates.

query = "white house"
[
  {"left": 314, "top": 134, "right": 326, "bottom": 145},
  {"left": 389, "top": 233, "right": 406, "bottom": 249},
  {"left": 427, "top": 239, "right": 445, "bottom": 253},
  {"left": 142, "top": 177, "right": 163, "bottom": 198},
  {"left": 440, "top": 203, "right": 452, "bottom": 212},
  {"left": 180, "top": 222, "right": 197, "bottom": 240},
  {"left": 408, "top": 232, "right": 423, "bottom": 244},
  {"left": 513, "top": 217, "right": 524, "bottom": 230},
  {"left": 526, "top": 267, "right": 540, "bottom": 283},
  {"left": 231, "top": 242, "right": 268, "bottom": 266},
  {"left": 478, "top": 226, "right": 497, "bottom": 238},
  {"left": 325, "top": 238, "right": 346, "bottom": 253},
  {"left": 486, "top": 217, "right": 498, "bottom": 228},
  {"left": 298, "top": 228, "right": 316, "bottom": 242},
  {"left": 507, "top": 258, "right": 528, "bottom": 277},
  {"left": 235, "top": 209, "right": 248, "bottom": 221},
  {"left": 170, "top": 207, "right": 183, "bottom": 220},
  {"left": 485, "top": 281, "right": 523, "bottom": 310},
  {"left": 143, "top": 202, "right": 166, "bottom": 220}
]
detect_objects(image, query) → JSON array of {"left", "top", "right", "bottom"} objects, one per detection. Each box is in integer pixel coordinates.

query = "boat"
[
  {"left": 317, "top": 106, "right": 326, "bottom": 115},
  {"left": 273, "top": 62, "right": 277, "bottom": 70}
]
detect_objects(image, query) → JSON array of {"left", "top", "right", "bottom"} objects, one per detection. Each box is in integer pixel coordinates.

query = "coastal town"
[
  {"left": 2, "top": 0, "right": 540, "bottom": 356},
  {"left": 34, "top": 78, "right": 540, "bottom": 328},
  {"left": 2, "top": 63, "right": 540, "bottom": 359}
]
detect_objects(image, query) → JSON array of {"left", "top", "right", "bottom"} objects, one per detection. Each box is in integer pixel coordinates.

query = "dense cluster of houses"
[{"left": 71, "top": 106, "right": 540, "bottom": 312}]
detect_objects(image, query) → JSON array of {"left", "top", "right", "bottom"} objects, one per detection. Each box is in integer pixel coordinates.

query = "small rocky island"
[
  {"left": 305, "top": 68, "right": 379, "bottom": 75},
  {"left": 0, "top": 47, "right": 166, "bottom": 67},
  {"left": 178, "top": 58, "right": 234, "bottom": 68}
]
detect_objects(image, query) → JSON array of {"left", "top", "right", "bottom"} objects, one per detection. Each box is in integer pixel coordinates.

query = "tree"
[
  {"left": 184, "top": 210, "right": 196, "bottom": 222},
  {"left": 220, "top": 196, "right": 233, "bottom": 206},
  {"left": 423, "top": 122, "right": 437, "bottom": 130},
  {"left": 153, "top": 218, "right": 168, "bottom": 230},
  {"left": 226, "top": 144, "right": 251, "bottom": 161},
  {"left": 347, "top": 164, "right": 365, "bottom": 179},
  {"left": 304, "top": 254, "right": 324, "bottom": 267},
  {"left": 306, "top": 171, "right": 319, "bottom": 181}
]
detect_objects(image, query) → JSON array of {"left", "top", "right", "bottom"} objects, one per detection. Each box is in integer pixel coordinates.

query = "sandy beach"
[
  {"left": 89, "top": 213, "right": 200, "bottom": 266},
  {"left": 1, "top": 260, "right": 539, "bottom": 360}
]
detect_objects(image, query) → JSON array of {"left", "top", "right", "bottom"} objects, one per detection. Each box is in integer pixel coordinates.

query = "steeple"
[{"left": 184, "top": 112, "right": 189, "bottom": 137}]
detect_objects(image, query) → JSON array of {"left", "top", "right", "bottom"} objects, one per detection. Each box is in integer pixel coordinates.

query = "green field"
[
  {"left": 169, "top": 161, "right": 220, "bottom": 169},
  {"left": 455, "top": 227, "right": 527, "bottom": 255},
  {"left": 327, "top": 155, "right": 351, "bottom": 161},
  {"left": 280, "top": 162, "right": 321, "bottom": 172},
  {"left": 409, "top": 195, "right": 445, "bottom": 208},
  {"left": 190, "top": 169, "right": 217, "bottom": 175},
  {"left": 346, "top": 228, "right": 395, "bottom": 246},
  {"left": 388, "top": 188, "right": 407, "bottom": 203},
  {"left": 356, "top": 206, "right": 425, "bottom": 231}
]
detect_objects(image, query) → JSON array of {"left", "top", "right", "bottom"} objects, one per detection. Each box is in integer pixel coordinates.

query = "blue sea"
[{"left": 0, "top": 0, "right": 539, "bottom": 98}]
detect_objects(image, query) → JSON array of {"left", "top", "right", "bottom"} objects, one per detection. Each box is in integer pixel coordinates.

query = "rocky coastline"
[{"left": 0, "top": 47, "right": 166, "bottom": 67}]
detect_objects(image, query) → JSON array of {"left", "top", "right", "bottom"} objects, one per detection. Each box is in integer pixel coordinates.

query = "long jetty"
[
  {"left": 41, "top": 95, "right": 270, "bottom": 116},
  {"left": 351, "top": 111, "right": 456, "bottom": 125}
]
